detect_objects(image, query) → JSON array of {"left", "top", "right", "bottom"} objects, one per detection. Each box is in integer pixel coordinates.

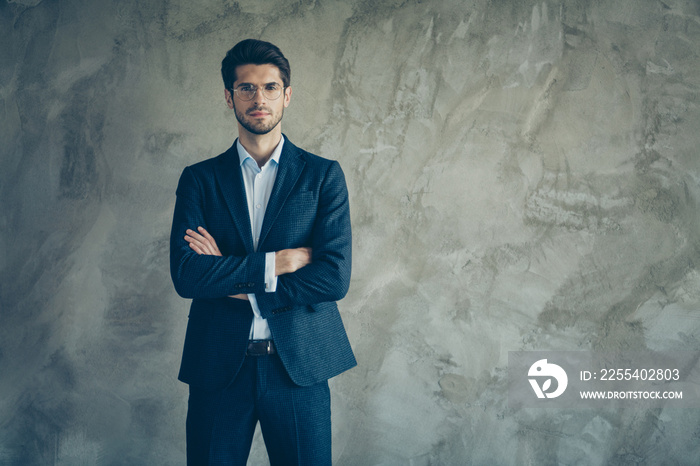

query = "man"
[{"left": 169, "top": 39, "right": 356, "bottom": 465}]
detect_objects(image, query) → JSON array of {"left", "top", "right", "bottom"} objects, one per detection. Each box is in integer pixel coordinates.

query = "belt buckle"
[{"left": 248, "top": 340, "right": 273, "bottom": 356}]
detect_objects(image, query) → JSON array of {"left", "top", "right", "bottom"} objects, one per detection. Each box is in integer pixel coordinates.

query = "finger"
[
  {"left": 186, "top": 229, "right": 218, "bottom": 255},
  {"left": 186, "top": 229, "right": 207, "bottom": 243},
  {"left": 184, "top": 233, "right": 203, "bottom": 244},
  {"left": 185, "top": 234, "right": 208, "bottom": 252},
  {"left": 198, "top": 226, "right": 216, "bottom": 243},
  {"left": 184, "top": 235, "right": 202, "bottom": 247},
  {"left": 198, "top": 227, "right": 221, "bottom": 254},
  {"left": 188, "top": 242, "right": 204, "bottom": 255},
  {"left": 186, "top": 235, "right": 218, "bottom": 257}
]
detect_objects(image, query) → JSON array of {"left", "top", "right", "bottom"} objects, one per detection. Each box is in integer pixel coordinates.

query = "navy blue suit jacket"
[{"left": 170, "top": 137, "right": 356, "bottom": 389}]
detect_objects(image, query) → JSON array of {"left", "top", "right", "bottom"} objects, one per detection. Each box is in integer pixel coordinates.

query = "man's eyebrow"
[{"left": 235, "top": 81, "right": 282, "bottom": 86}]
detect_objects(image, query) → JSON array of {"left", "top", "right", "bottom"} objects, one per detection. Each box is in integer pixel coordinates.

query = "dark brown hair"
[{"left": 221, "top": 39, "right": 291, "bottom": 89}]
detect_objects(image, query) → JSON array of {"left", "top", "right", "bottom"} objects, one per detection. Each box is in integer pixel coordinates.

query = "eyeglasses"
[{"left": 232, "top": 84, "right": 285, "bottom": 101}]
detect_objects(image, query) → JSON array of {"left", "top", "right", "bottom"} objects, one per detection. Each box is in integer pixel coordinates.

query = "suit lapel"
[
  {"left": 258, "top": 138, "right": 306, "bottom": 248},
  {"left": 215, "top": 142, "right": 256, "bottom": 254}
]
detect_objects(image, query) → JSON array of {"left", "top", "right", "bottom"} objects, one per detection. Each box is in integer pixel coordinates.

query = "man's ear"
[
  {"left": 283, "top": 85, "right": 292, "bottom": 108},
  {"left": 224, "top": 88, "right": 234, "bottom": 109}
]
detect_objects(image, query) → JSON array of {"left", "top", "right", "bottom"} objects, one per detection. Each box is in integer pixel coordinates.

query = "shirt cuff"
[{"left": 264, "top": 251, "right": 278, "bottom": 292}]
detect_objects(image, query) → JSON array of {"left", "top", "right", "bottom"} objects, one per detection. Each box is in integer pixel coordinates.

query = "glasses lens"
[{"left": 263, "top": 86, "right": 282, "bottom": 100}]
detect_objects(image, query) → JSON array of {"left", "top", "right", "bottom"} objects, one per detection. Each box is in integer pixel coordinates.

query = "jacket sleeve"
[
  {"left": 255, "top": 161, "right": 352, "bottom": 317},
  {"left": 169, "top": 166, "right": 268, "bottom": 299}
]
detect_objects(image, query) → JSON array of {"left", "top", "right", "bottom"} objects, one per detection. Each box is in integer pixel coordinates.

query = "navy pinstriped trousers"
[{"left": 186, "top": 352, "right": 331, "bottom": 465}]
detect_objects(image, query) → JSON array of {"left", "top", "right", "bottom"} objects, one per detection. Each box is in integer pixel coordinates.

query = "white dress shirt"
[{"left": 237, "top": 137, "right": 284, "bottom": 340}]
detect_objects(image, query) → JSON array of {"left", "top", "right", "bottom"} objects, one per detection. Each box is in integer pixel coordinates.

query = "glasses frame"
[{"left": 232, "top": 84, "right": 286, "bottom": 101}]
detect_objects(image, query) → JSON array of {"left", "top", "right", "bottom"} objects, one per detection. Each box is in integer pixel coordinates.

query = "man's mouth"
[{"left": 247, "top": 108, "right": 270, "bottom": 118}]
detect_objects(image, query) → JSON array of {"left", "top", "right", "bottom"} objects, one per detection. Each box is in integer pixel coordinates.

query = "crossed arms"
[{"left": 184, "top": 226, "right": 312, "bottom": 300}]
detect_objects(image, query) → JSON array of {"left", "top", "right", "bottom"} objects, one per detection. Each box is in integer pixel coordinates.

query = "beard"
[{"left": 233, "top": 102, "right": 284, "bottom": 135}]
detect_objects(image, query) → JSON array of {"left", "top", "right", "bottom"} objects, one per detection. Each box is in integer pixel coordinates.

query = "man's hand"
[
  {"left": 185, "top": 226, "right": 222, "bottom": 256},
  {"left": 275, "top": 247, "right": 312, "bottom": 276},
  {"left": 185, "top": 226, "right": 248, "bottom": 300}
]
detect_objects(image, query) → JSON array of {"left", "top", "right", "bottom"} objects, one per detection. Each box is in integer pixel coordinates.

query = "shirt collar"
[{"left": 236, "top": 136, "right": 285, "bottom": 169}]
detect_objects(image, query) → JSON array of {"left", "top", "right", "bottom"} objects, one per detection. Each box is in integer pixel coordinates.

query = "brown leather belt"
[{"left": 246, "top": 340, "right": 276, "bottom": 356}]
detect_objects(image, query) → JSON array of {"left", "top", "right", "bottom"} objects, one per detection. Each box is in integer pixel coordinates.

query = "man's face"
[{"left": 225, "top": 64, "right": 291, "bottom": 136}]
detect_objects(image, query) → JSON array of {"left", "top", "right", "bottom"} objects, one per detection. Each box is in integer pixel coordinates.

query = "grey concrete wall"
[{"left": 2, "top": 0, "right": 700, "bottom": 464}]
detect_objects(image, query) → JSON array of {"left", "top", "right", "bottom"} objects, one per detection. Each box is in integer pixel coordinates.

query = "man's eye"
[
  {"left": 266, "top": 85, "right": 280, "bottom": 91},
  {"left": 239, "top": 86, "right": 254, "bottom": 92}
]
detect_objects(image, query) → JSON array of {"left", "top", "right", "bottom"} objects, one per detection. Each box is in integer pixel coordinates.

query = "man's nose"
[{"left": 252, "top": 87, "right": 267, "bottom": 104}]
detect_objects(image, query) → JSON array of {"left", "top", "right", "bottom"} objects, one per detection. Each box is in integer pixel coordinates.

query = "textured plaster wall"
[{"left": 2, "top": 0, "right": 700, "bottom": 464}]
